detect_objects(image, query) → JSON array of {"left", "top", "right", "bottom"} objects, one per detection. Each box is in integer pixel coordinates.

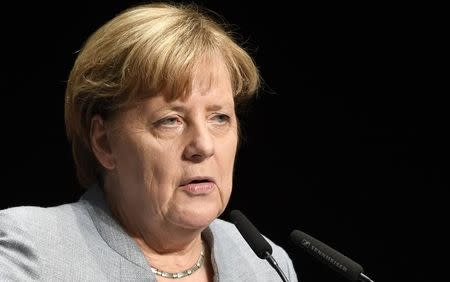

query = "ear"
[{"left": 90, "top": 115, "right": 115, "bottom": 170}]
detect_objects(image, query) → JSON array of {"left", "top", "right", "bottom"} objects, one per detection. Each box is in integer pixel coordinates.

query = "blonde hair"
[{"left": 65, "top": 3, "right": 260, "bottom": 188}]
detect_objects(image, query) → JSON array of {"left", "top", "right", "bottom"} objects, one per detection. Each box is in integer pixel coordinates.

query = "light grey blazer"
[{"left": 0, "top": 186, "right": 298, "bottom": 281}]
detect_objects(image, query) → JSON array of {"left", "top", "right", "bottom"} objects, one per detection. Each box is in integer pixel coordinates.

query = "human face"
[{"left": 105, "top": 57, "right": 238, "bottom": 232}]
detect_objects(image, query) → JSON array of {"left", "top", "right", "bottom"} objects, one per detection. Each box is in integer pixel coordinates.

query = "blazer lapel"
[{"left": 81, "top": 185, "right": 151, "bottom": 271}]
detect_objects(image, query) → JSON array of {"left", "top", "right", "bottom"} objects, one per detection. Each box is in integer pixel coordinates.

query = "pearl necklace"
[{"left": 150, "top": 243, "right": 205, "bottom": 279}]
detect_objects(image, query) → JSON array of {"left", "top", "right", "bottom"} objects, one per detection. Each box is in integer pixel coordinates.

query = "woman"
[{"left": 0, "top": 3, "right": 298, "bottom": 281}]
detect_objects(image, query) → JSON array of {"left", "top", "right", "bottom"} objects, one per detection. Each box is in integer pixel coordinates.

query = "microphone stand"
[
  {"left": 359, "top": 273, "right": 375, "bottom": 282},
  {"left": 264, "top": 251, "right": 290, "bottom": 282}
]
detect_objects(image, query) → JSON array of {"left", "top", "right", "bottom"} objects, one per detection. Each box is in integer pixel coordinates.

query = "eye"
[
  {"left": 211, "top": 113, "right": 231, "bottom": 124},
  {"left": 156, "top": 116, "right": 183, "bottom": 127}
]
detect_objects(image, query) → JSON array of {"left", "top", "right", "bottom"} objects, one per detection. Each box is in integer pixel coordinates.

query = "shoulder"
[
  {"left": 208, "top": 219, "right": 299, "bottom": 281},
  {"left": 0, "top": 200, "right": 98, "bottom": 256},
  {"left": 0, "top": 201, "right": 90, "bottom": 234},
  {"left": 208, "top": 217, "right": 243, "bottom": 239},
  {"left": 0, "top": 201, "right": 93, "bottom": 251},
  {"left": 209, "top": 219, "right": 292, "bottom": 256},
  {"left": 0, "top": 202, "right": 91, "bottom": 280},
  {"left": 209, "top": 218, "right": 288, "bottom": 258}
]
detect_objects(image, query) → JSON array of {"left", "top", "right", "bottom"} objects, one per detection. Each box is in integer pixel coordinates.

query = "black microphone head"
[
  {"left": 290, "top": 230, "right": 364, "bottom": 281},
  {"left": 230, "top": 210, "right": 272, "bottom": 259}
]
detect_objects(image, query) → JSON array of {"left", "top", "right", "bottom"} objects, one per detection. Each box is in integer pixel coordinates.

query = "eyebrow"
[
  {"left": 207, "top": 104, "right": 227, "bottom": 111},
  {"left": 165, "top": 104, "right": 232, "bottom": 112}
]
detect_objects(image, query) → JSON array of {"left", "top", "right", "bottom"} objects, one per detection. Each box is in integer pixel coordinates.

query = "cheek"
[
  {"left": 219, "top": 134, "right": 238, "bottom": 180},
  {"left": 111, "top": 132, "right": 155, "bottom": 180},
  {"left": 226, "top": 131, "right": 239, "bottom": 162},
  {"left": 112, "top": 142, "right": 147, "bottom": 188},
  {"left": 113, "top": 138, "right": 179, "bottom": 207},
  {"left": 138, "top": 139, "right": 182, "bottom": 189}
]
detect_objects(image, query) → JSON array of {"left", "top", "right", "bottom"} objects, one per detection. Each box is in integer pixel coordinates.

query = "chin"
[{"left": 171, "top": 204, "right": 222, "bottom": 230}]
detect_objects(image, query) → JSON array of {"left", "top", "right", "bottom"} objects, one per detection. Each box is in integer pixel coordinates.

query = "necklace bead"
[{"left": 150, "top": 243, "right": 205, "bottom": 279}]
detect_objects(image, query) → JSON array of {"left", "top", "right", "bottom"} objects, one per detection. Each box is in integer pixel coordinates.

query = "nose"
[{"left": 182, "top": 122, "right": 214, "bottom": 162}]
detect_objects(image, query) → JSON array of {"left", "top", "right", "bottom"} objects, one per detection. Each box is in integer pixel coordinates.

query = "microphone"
[
  {"left": 230, "top": 210, "right": 290, "bottom": 282},
  {"left": 290, "top": 229, "right": 374, "bottom": 282}
]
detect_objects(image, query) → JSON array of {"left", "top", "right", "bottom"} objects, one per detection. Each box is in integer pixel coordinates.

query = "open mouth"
[
  {"left": 181, "top": 177, "right": 215, "bottom": 186},
  {"left": 189, "top": 179, "right": 210, "bottom": 184},
  {"left": 180, "top": 177, "right": 215, "bottom": 195}
]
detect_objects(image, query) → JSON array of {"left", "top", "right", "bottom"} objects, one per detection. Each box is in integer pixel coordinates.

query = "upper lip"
[{"left": 180, "top": 176, "right": 216, "bottom": 186}]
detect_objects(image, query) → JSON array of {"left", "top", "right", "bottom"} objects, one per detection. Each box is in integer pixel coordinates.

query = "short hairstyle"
[{"left": 64, "top": 3, "right": 260, "bottom": 188}]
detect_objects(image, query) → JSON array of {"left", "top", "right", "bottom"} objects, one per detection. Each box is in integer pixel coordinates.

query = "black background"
[{"left": 1, "top": 1, "right": 447, "bottom": 281}]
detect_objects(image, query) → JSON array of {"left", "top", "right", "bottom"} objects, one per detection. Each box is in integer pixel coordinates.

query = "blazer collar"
[
  {"left": 80, "top": 184, "right": 255, "bottom": 281},
  {"left": 81, "top": 184, "right": 151, "bottom": 270},
  {"left": 204, "top": 221, "right": 258, "bottom": 281}
]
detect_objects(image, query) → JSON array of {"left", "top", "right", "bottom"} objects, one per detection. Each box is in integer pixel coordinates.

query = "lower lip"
[{"left": 180, "top": 182, "right": 215, "bottom": 195}]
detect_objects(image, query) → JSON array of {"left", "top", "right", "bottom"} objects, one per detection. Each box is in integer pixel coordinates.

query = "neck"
[
  {"left": 104, "top": 183, "right": 196, "bottom": 248},
  {"left": 134, "top": 233, "right": 204, "bottom": 273},
  {"left": 102, "top": 178, "right": 207, "bottom": 271},
  {"left": 111, "top": 201, "right": 205, "bottom": 255}
]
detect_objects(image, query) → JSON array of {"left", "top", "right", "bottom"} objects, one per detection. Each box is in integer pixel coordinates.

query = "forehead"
[
  {"left": 139, "top": 57, "right": 234, "bottom": 112},
  {"left": 164, "top": 55, "right": 233, "bottom": 103},
  {"left": 189, "top": 55, "right": 232, "bottom": 93}
]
